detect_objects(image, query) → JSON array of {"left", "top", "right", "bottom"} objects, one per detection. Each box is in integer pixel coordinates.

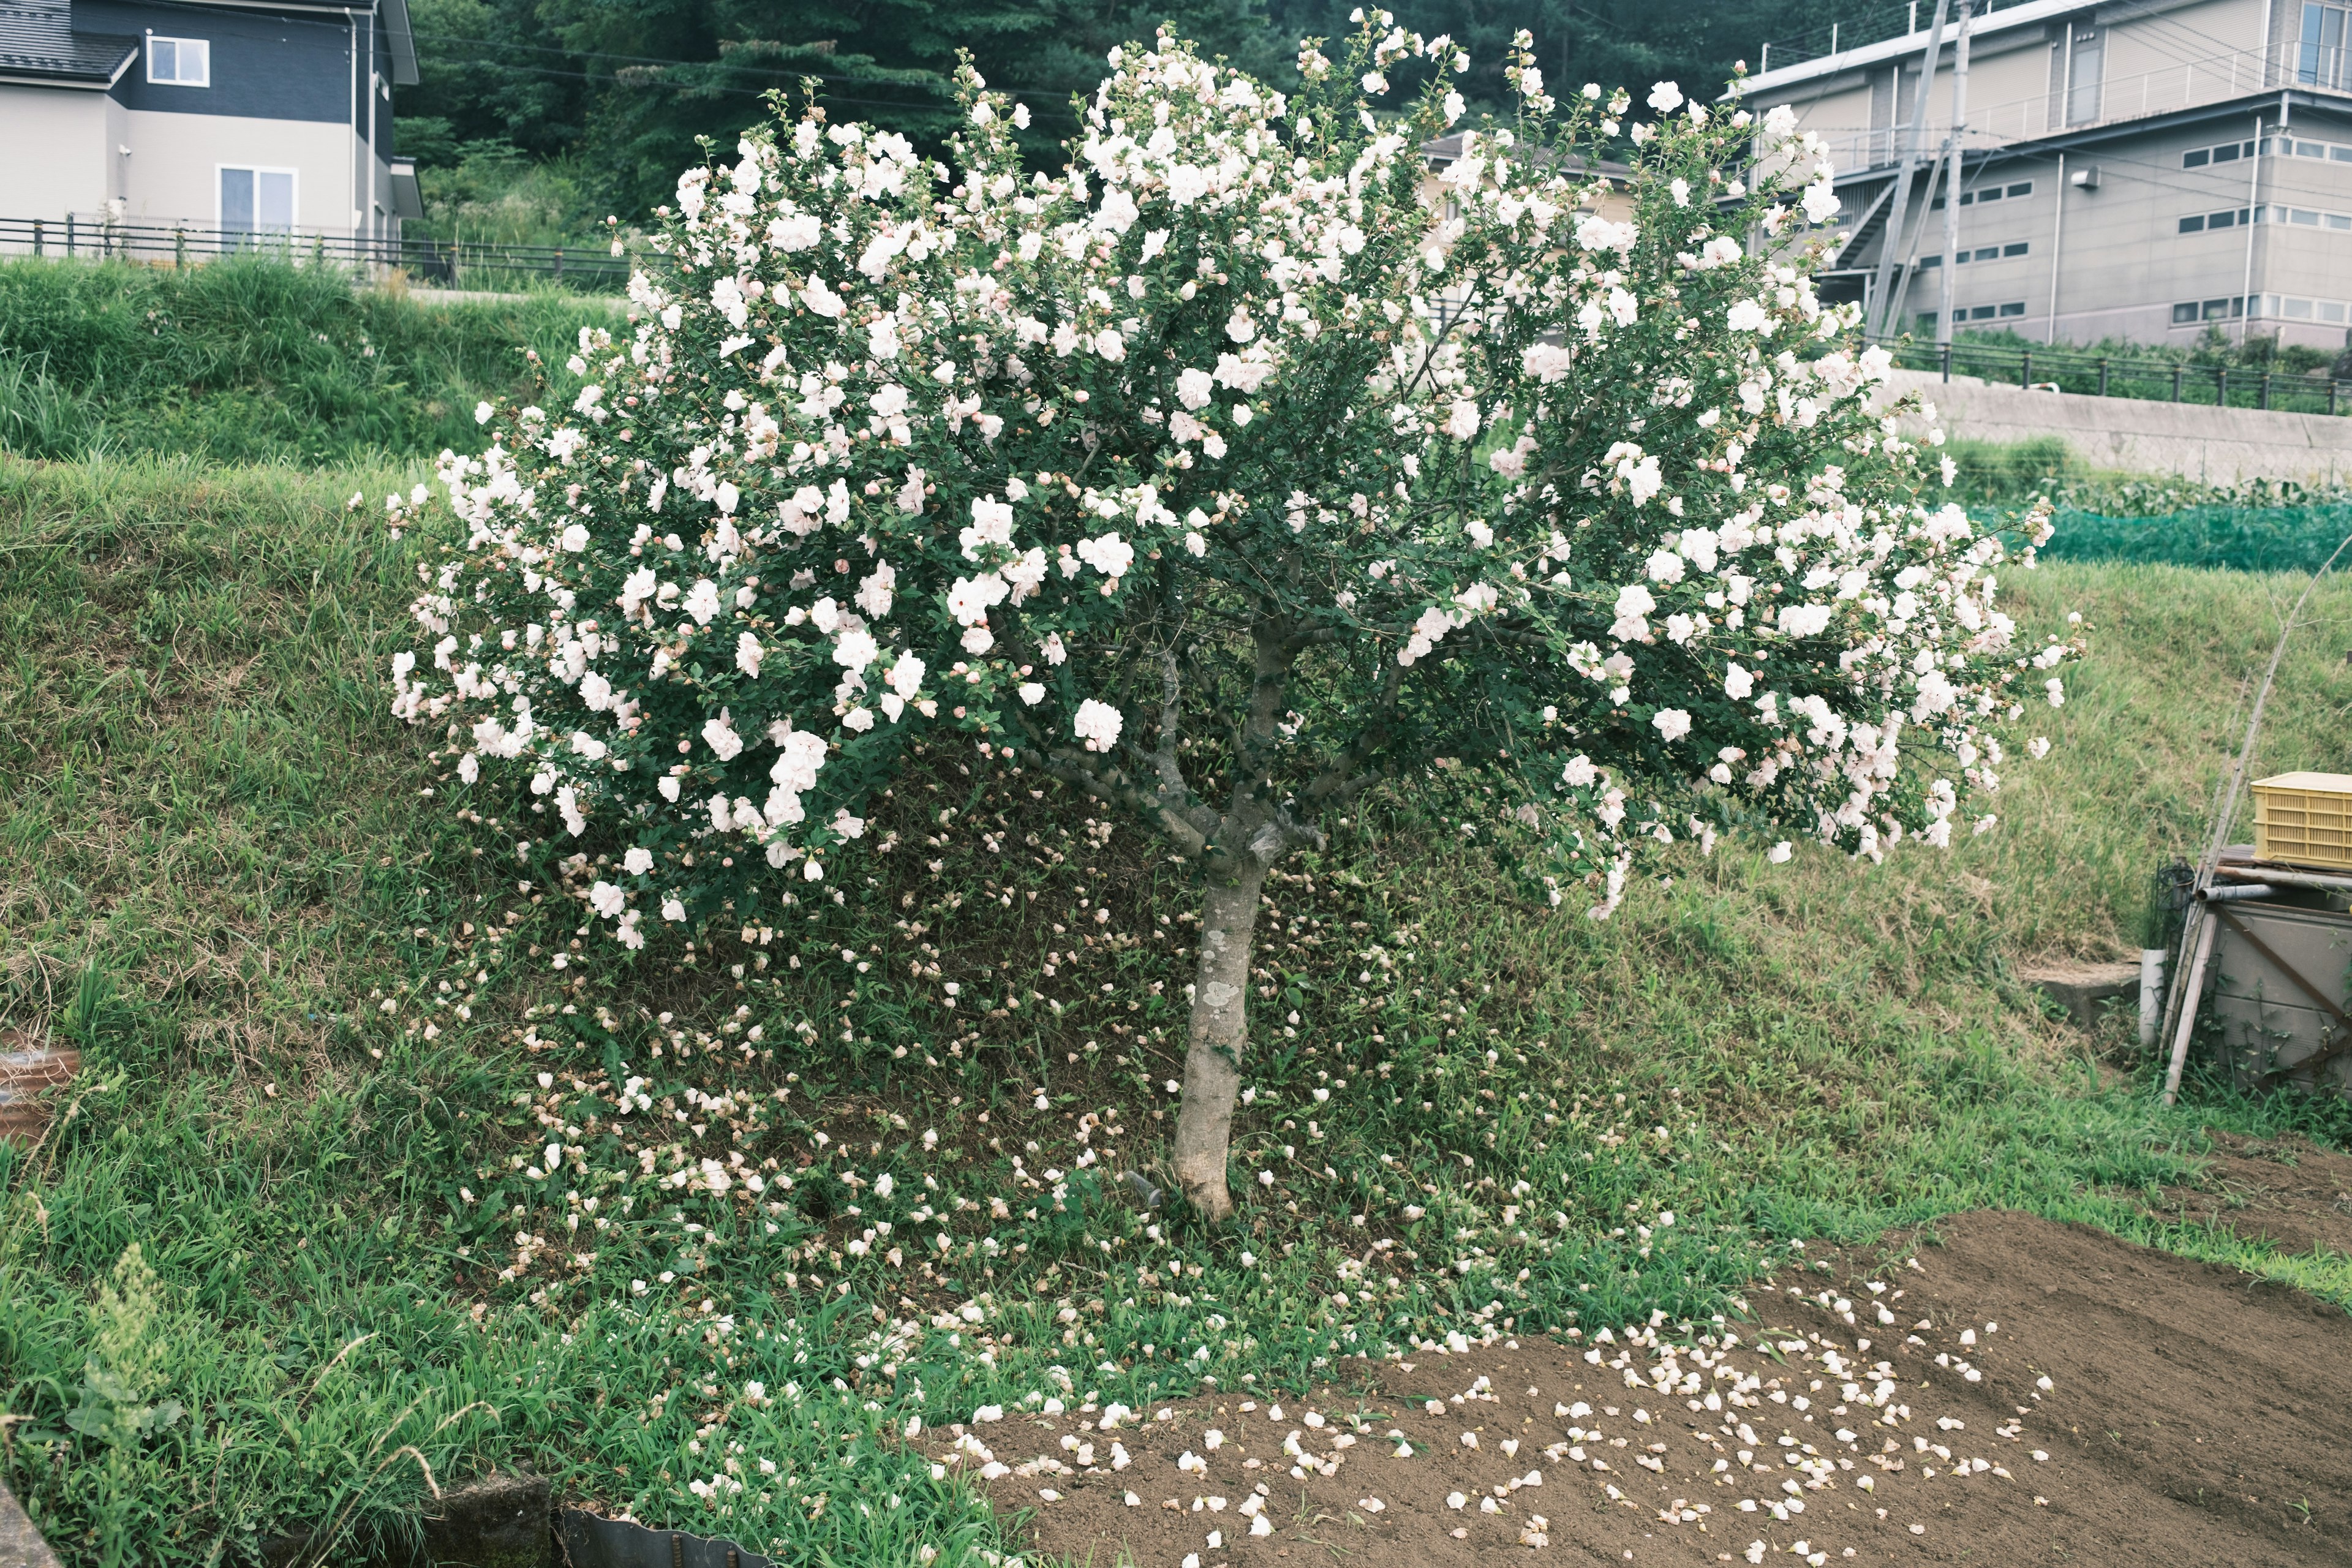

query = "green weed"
[
  {"left": 0, "top": 258, "right": 619, "bottom": 465},
  {"left": 0, "top": 454, "right": 2346, "bottom": 1564}
]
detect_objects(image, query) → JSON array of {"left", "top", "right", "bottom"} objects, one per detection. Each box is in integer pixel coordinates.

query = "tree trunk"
[{"left": 1171, "top": 860, "right": 1267, "bottom": 1222}]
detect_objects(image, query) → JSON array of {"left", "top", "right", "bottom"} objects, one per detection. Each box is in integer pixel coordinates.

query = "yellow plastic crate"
[{"left": 2252, "top": 772, "right": 2352, "bottom": 870}]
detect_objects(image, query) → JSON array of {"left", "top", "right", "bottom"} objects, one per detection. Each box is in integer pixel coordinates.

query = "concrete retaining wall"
[{"left": 1876, "top": 369, "right": 2352, "bottom": 486}]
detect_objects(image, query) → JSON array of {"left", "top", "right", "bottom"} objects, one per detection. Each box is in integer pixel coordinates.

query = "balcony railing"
[
  {"left": 1796, "top": 45, "right": 2288, "bottom": 175},
  {"left": 0, "top": 216, "right": 632, "bottom": 293},
  {"left": 1758, "top": 0, "right": 2032, "bottom": 76}
]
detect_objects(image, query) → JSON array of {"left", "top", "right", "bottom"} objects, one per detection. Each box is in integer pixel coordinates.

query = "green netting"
[{"left": 2037, "top": 505, "right": 2352, "bottom": 573}]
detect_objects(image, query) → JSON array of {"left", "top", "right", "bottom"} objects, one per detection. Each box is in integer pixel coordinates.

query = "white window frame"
[
  {"left": 146, "top": 35, "right": 210, "bottom": 87},
  {"left": 216, "top": 165, "right": 300, "bottom": 245}
]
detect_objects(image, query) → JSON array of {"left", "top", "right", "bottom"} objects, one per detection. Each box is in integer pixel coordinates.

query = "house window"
[
  {"left": 2171, "top": 302, "right": 2200, "bottom": 324},
  {"left": 2301, "top": 2, "right": 2350, "bottom": 91},
  {"left": 148, "top": 36, "right": 209, "bottom": 86},
  {"left": 220, "top": 167, "right": 296, "bottom": 244}
]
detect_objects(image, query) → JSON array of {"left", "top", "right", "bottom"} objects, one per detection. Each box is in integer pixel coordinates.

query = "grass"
[
  {"left": 0, "top": 258, "right": 620, "bottom": 466},
  {"left": 2, "top": 452, "right": 2350, "bottom": 1566}
]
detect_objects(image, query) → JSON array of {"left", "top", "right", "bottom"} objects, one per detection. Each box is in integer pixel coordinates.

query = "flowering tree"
[{"left": 388, "top": 18, "right": 2075, "bottom": 1223}]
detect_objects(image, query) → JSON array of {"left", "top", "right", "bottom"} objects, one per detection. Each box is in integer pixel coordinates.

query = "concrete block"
[
  {"left": 2018, "top": 960, "right": 2141, "bottom": 1030},
  {"left": 1877, "top": 369, "right": 2352, "bottom": 486},
  {"left": 0, "top": 1478, "right": 62, "bottom": 1568}
]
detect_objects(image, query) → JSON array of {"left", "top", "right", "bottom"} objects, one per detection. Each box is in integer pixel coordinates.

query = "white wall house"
[
  {"left": 1743, "top": 0, "right": 2352, "bottom": 347},
  {"left": 0, "top": 0, "right": 423, "bottom": 250}
]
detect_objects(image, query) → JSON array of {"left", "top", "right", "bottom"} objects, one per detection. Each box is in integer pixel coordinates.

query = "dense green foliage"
[
  {"left": 2041, "top": 503, "right": 2352, "bottom": 574},
  {"left": 0, "top": 260, "right": 619, "bottom": 464},
  {"left": 2, "top": 453, "right": 2348, "bottom": 1564},
  {"left": 399, "top": 0, "right": 1879, "bottom": 222}
]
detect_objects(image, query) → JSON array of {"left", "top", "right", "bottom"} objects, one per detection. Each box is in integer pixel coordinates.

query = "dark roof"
[{"left": 0, "top": 0, "right": 135, "bottom": 84}]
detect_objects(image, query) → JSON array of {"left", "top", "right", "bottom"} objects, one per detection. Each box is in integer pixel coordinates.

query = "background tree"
[
  {"left": 390, "top": 20, "right": 2074, "bottom": 1225},
  {"left": 399, "top": 0, "right": 1891, "bottom": 223}
]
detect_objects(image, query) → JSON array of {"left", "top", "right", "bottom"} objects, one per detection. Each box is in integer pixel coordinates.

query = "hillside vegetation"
[
  {"left": 0, "top": 260, "right": 619, "bottom": 465},
  {"left": 1, "top": 453, "right": 2348, "bottom": 1564}
]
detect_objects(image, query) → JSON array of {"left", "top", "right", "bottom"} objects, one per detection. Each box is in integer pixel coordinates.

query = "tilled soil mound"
[{"left": 949, "top": 1212, "right": 2349, "bottom": 1566}]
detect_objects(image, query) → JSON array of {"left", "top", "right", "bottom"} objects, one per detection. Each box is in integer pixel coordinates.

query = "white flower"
[
  {"left": 683, "top": 579, "right": 722, "bottom": 625},
  {"left": 2045, "top": 678, "right": 2065, "bottom": 708},
  {"left": 1176, "top": 368, "right": 1215, "bottom": 410},
  {"left": 1562, "top": 755, "right": 1598, "bottom": 788},
  {"left": 474, "top": 401, "right": 494, "bottom": 425},
  {"left": 1653, "top": 709, "right": 1692, "bottom": 742},
  {"left": 801, "top": 277, "right": 844, "bottom": 317},
  {"left": 962, "top": 497, "right": 1016, "bottom": 559},
  {"left": 1645, "top": 549, "right": 1685, "bottom": 584},
  {"left": 624, "top": 846, "right": 654, "bottom": 875},
  {"left": 1768, "top": 842, "right": 1793, "bottom": 864},
  {"left": 703, "top": 715, "right": 744, "bottom": 761},
  {"left": 1074, "top": 699, "right": 1123, "bottom": 753},
  {"left": 590, "top": 881, "right": 626, "bottom": 918},
  {"left": 1802, "top": 181, "right": 1842, "bottom": 225},
  {"left": 736, "top": 633, "right": 764, "bottom": 676},
  {"left": 834, "top": 628, "right": 879, "bottom": 672},
  {"left": 1727, "top": 299, "right": 1771, "bottom": 333},
  {"left": 1446, "top": 399, "right": 1481, "bottom": 439},
  {"left": 1648, "top": 81, "right": 1684, "bottom": 112},
  {"left": 2027, "top": 736, "right": 2051, "bottom": 760},
  {"left": 1076, "top": 533, "right": 1134, "bottom": 579},
  {"left": 1724, "top": 663, "right": 1754, "bottom": 699},
  {"left": 1020, "top": 682, "right": 1046, "bottom": 705},
  {"left": 946, "top": 574, "right": 1009, "bottom": 626}
]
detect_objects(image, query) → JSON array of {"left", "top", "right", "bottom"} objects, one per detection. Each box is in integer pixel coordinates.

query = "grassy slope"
[
  {"left": 2, "top": 455, "right": 2349, "bottom": 1566},
  {"left": 0, "top": 260, "right": 619, "bottom": 465}
]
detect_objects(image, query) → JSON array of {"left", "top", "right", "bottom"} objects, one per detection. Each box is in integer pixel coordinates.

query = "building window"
[
  {"left": 147, "top": 36, "right": 209, "bottom": 86},
  {"left": 220, "top": 167, "right": 296, "bottom": 244},
  {"left": 2302, "top": 2, "right": 2350, "bottom": 90},
  {"left": 2183, "top": 140, "right": 2258, "bottom": 168},
  {"left": 2171, "top": 302, "right": 2200, "bottom": 324},
  {"left": 2185, "top": 203, "right": 2351, "bottom": 233},
  {"left": 2066, "top": 26, "right": 2103, "bottom": 124}
]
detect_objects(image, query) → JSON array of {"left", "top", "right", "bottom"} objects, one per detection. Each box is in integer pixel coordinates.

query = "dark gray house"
[
  {"left": 1744, "top": 0, "right": 2352, "bottom": 349},
  {"left": 0, "top": 0, "right": 422, "bottom": 246}
]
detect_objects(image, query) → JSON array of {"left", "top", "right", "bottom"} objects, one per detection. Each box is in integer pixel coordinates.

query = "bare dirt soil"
[
  {"left": 2154, "top": 1130, "right": 2352, "bottom": 1258},
  {"left": 948, "top": 1211, "right": 2350, "bottom": 1567}
]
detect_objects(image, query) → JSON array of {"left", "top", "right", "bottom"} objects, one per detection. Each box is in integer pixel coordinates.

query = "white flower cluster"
[{"left": 388, "top": 16, "right": 2078, "bottom": 946}]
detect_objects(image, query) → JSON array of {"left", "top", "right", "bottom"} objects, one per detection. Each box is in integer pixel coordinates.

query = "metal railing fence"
[
  {"left": 1877, "top": 334, "right": 2352, "bottom": 415},
  {"left": 0, "top": 215, "right": 633, "bottom": 293}
]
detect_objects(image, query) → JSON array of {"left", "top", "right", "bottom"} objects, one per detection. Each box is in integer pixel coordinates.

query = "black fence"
[
  {"left": 1878, "top": 334, "right": 2352, "bottom": 417},
  {"left": 0, "top": 216, "right": 631, "bottom": 294}
]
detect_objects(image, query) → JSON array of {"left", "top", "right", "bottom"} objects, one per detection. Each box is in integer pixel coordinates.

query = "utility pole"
[
  {"left": 1936, "top": 0, "right": 1975, "bottom": 352},
  {"left": 1866, "top": 0, "right": 1954, "bottom": 339}
]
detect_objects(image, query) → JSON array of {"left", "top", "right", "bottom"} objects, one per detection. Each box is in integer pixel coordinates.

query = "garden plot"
[{"left": 957, "top": 1212, "right": 2350, "bottom": 1566}]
